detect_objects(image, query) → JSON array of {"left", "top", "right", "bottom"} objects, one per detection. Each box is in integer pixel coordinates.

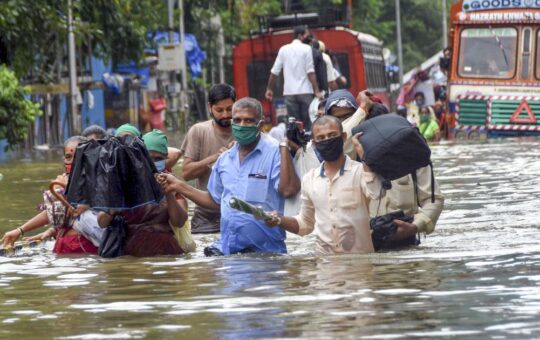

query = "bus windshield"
[{"left": 458, "top": 27, "right": 517, "bottom": 79}]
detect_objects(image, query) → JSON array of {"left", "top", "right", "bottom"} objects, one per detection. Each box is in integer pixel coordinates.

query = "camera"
[{"left": 286, "top": 117, "right": 312, "bottom": 148}]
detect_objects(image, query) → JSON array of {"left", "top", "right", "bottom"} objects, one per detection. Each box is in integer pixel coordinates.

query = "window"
[
  {"left": 458, "top": 27, "right": 518, "bottom": 79},
  {"left": 332, "top": 52, "right": 351, "bottom": 88},
  {"left": 535, "top": 30, "right": 540, "bottom": 79},
  {"left": 247, "top": 61, "right": 277, "bottom": 99},
  {"left": 363, "top": 61, "right": 386, "bottom": 90},
  {"left": 522, "top": 28, "right": 531, "bottom": 80},
  {"left": 362, "top": 43, "right": 387, "bottom": 91}
]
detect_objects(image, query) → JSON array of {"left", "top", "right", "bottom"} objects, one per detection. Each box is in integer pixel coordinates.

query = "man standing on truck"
[{"left": 265, "top": 25, "right": 323, "bottom": 132}]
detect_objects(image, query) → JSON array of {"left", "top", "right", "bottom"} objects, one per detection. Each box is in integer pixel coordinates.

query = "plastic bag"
[
  {"left": 65, "top": 135, "right": 164, "bottom": 210},
  {"left": 308, "top": 97, "right": 320, "bottom": 123},
  {"left": 170, "top": 220, "right": 196, "bottom": 253},
  {"left": 98, "top": 215, "right": 126, "bottom": 258}
]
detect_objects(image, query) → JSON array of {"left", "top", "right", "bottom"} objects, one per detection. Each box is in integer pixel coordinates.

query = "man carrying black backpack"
[{"left": 351, "top": 97, "right": 445, "bottom": 249}]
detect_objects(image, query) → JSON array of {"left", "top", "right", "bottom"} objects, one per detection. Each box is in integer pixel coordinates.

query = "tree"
[
  {"left": 0, "top": 65, "right": 41, "bottom": 150},
  {"left": 0, "top": 0, "right": 168, "bottom": 82},
  {"left": 353, "top": 0, "right": 449, "bottom": 72}
]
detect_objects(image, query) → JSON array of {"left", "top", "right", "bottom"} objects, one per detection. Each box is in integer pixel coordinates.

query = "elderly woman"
[{"left": 1, "top": 136, "right": 102, "bottom": 254}]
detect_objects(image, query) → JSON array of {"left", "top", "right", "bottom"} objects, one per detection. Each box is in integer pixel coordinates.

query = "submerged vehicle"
[{"left": 448, "top": 0, "right": 540, "bottom": 138}]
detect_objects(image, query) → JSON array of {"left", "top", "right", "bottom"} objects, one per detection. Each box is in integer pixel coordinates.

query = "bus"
[
  {"left": 448, "top": 0, "right": 540, "bottom": 138},
  {"left": 232, "top": 12, "right": 388, "bottom": 124}
]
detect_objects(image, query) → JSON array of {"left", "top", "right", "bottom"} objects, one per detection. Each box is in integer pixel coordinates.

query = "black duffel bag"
[
  {"left": 352, "top": 113, "right": 431, "bottom": 181},
  {"left": 370, "top": 210, "right": 419, "bottom": 251}
]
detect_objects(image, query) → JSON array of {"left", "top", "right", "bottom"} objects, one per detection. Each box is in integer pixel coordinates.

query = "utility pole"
[
  {"left": 347, "top": 0, "right": 353, "bottom": 27},
  {"left": 442, "top": 0, "right": 448, "bottom": 48},
  {"left": 395, "top": 0, "right": 404, "bottom": 87},
  {"left": 178, "top": 0, "right": 188, "bottom": 133},
  {"left": 67, "top": 0, "right": 78, "bottom": 134},
  {"left": 168, "top": 0, "right": 175, "bottom": 43},
  {"left": 167, "top": 0, "right": 179, "bottom": 131}
]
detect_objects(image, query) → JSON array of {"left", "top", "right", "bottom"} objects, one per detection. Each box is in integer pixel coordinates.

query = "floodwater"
[{"left": 1, "top": 139, "right": 540, "bottom": 339}]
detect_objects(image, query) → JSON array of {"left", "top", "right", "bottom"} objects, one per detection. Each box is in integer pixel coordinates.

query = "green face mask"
[
  {"left": 420, "top": 114, "right": 430, "bottom": 123},
  {"left": 232, "top": 123, "right": 259, "bottom": 145}
]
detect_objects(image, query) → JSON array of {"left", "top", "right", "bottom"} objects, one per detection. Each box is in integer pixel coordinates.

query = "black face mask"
[
  {"left": 302, "top": 35, "right": 313, "bottom": 44},
  {"left": 314, "top": 136, "right": 343, "bottom": 162},
  {"left": 212, "top": 113, "right": 231, "bottom": 128}
]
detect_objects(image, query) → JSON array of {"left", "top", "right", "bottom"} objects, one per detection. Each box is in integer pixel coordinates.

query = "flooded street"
[{"left": 1, "top": 139, "right": 540, "bottom": 338}]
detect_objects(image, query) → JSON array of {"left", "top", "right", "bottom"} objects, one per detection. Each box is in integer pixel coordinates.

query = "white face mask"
[{"left": 154, "top": 160, "right": 166, "bottom": 172}]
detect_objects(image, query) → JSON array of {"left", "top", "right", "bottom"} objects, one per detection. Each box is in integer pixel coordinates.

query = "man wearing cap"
[
  {"left": 324, "top": 89, "right": 373, "bottom": 160},
  {"left": 143, "top": 129, "right": 173, "bottom": 173}
]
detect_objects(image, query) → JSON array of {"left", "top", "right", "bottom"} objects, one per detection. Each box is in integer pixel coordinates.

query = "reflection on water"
[{"left": 1, "top": 139, "right": 540, "bottom": 338}]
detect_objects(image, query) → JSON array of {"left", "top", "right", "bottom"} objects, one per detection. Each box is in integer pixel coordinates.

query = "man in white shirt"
[
  {"left": 265, "top": 25, "right": 322, "bottom": 132},
  {"left": 265, "top": 115, "right": 383, "bottom": 255}
]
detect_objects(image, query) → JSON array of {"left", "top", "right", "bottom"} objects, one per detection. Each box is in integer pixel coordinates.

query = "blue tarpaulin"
[{"left": 115, "top": 62, "right": 151, "bottom": 85}]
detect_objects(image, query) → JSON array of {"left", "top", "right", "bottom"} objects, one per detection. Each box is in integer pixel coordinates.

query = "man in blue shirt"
[{"left": 158, "top": 97, "right": 300, "bottom": 255}]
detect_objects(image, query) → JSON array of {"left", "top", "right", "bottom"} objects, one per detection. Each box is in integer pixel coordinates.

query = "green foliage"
[
  {"left": 352, "top": 0, "right": 452, "bottom": 72},
  {"left": 0, "top": 65, "right": 41, "bottom": 150},
  {"left": 185, "top": 0, "right": 282, "bottom": 44},
  {"left": 0, "top": 0, "right": 167, "bottom": 82},
  {"left": 77, "top": 0, "right": 167, "bottom": 67}
]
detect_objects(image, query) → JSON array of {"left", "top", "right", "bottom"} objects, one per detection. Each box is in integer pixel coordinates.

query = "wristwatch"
[{"left": 279, "top": 141, "right": 290, "bottom": 150}]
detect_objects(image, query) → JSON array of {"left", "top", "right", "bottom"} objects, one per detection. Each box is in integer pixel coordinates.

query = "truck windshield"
[{"left": 458, "top": 27, "right": 517, "bottom": 79}]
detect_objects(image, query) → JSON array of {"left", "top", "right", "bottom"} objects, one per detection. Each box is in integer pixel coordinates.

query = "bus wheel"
[
  {"left": 468, "top": 130, "right": 480, "bottom": 140},
  {"left": 455, "top": 130, "right": 467, "bottom": 140}
]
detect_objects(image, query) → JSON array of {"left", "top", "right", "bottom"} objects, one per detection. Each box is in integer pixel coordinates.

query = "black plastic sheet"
[{"left": 65, "top": 135, "right": 163, "bottom": 210}]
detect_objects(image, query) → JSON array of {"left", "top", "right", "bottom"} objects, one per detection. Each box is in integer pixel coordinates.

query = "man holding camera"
[
  {"left": 283, "top": 89, "right": 372, "bottom": 215},
  {"left": 265, "top": 115, "right": 383, "bottom": 254}
]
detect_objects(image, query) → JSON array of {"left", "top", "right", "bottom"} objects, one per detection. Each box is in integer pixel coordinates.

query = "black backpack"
[{"left": 352, "top": 113, "right": 435, "bottom": 203}]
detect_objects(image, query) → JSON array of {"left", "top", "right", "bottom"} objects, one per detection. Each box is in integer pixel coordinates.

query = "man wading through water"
[
  {"left": 264, "top": 115, "right": 383, "bottom": 254},
  {"left": 180, "top": 84, "right": 236, "bottom": 233},
  {"left": 160, "top": 97, "right": 300, "bottom": 255}
]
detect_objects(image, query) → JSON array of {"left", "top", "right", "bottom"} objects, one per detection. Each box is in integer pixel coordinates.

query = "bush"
[{"left": 0, "top": 65, "right": 41, "bottom": 151}]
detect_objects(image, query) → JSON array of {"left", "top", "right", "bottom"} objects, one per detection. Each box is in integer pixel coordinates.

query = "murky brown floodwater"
[{"left": 1, "top": 139, "right": 540, "bottom": 339}]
